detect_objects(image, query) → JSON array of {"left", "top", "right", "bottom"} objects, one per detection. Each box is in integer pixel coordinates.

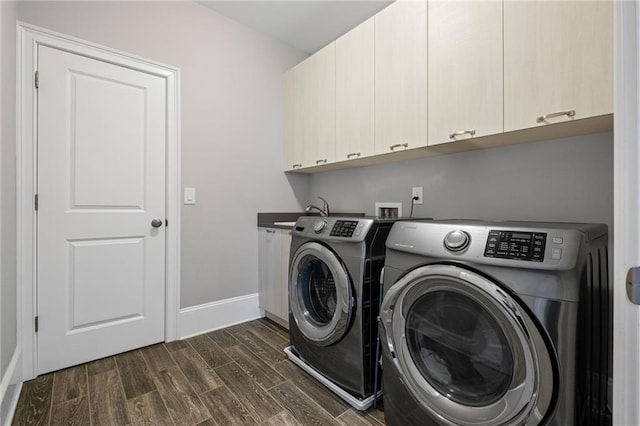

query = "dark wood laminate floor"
[{"left": 12, "top": 318, "right": 385, "bottom": 426}]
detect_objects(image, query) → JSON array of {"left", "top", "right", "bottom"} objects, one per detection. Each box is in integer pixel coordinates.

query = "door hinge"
[
  {"left": 35, "top": 70, "right": 39, "bottom": 89},
  {"left": 35, "top": 316, "right": 39, "bottom": 333},
  {"left": 35, "top": 194, "right": 38, "bottom": 211}
]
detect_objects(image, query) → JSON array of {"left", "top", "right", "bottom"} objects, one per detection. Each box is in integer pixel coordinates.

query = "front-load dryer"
[
  {"left": 379, "top": 220, "right": 611, "bottom": 425},
  {"left": 286, "top": 216, "right": 398, "bottom": 410}
]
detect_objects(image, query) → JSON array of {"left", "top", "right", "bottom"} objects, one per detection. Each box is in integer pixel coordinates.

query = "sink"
[{"left": 274, "top": 221, "right": 296, "bottom": 227}]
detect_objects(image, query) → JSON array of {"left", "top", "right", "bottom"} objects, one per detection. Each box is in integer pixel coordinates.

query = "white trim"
[
  {"left": 1, "top": 383, "right": 22, "bottom": 426},
  {"left": 177, "top": 294, "right": 263, "bottom": 339},
  {"left": 613, "top": 1, "right": 640, "bottom": 425},
  {"left": 0, "top": 349, "right": 23, "bottom": 426},
  {"left": 0, "top": 0, "right": 4, "bottom": 388},
  {"left": 17, "top": 22, "right": 181, "bottom": 380}
]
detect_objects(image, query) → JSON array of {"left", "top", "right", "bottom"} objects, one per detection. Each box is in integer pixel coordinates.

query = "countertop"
[{"left": 257, "top": 212, "right": 365, "bottom": 229}]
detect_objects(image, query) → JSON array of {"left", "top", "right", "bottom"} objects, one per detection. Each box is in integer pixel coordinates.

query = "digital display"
[
  {"left": 330, "top": 220, "right": 358, "bottom": 237},
  {"left": 484, "top": 230, "right": 546, "bottom": 262}
]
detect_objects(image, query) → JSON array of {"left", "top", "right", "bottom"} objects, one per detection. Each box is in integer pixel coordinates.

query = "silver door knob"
[{"left": 151, "top": 218, "right": 163, "bottom": 228}]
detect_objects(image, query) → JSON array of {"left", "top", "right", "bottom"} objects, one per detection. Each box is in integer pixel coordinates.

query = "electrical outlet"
[{"left": 412, "top": 187, "right": 424, "bottom": 205}]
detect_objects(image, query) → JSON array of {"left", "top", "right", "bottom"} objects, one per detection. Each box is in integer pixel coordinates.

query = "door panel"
[
  {"left": 37, "top": 45, "right": 166, "bottom": 374},
  {"left": 71, "top": 72, "right": 146, "bottom": 207},
  {"left": 69, "top": 237, "right": 145, "bottom": 329}
]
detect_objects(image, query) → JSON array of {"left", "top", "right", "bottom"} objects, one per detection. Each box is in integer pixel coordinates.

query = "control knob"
[
  {"left": 444, "top": 230, "right": 470, "bottom": 252},
  {"left": 313, "top": 220, "right": 327, "bottom": 234}
]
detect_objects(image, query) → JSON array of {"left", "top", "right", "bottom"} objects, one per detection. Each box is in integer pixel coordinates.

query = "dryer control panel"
[{"left": 484, "top": 230, "right": 547, "bottom": 262}]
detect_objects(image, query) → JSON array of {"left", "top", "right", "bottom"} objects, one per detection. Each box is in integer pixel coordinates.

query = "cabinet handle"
[
  {"left": 266, "top": 229, "right": 276, "bottom": 233},
  {"left": 536, "top": 110, "right": 575, "bottom": 123},
  {"left": 292, "top": 164, "right": 302, "bottom": 169},
  {"left": 389, "top": 143, "right": 408, "bottom": 151},
  {"left": 449, "top": 129, "right": 476, "bottom": 140},
  {"left": 316, "top": 159, "right": 327, "bottom": 165},
  {"left": 347, "top": 152, "right": 361, "bottom": 159}
]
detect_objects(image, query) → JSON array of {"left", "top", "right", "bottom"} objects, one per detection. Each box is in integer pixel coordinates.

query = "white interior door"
[{"left": 36, "top": 45, "right": 167, "bottom": 374}]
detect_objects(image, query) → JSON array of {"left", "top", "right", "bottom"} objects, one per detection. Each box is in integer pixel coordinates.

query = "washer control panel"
[
  {"left": 293, "top": 217, "right": 374, "bottom": 242},
  {"left": 330, "top": 220, "right": 360, "bottom": 237},
  {"left": 484, "top": 230, "right": 547, "bottom": 262}
]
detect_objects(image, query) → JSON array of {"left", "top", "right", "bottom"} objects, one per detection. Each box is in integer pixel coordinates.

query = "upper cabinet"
[
  {"left": 284, "top": 63, "right": 304, "bottom": 170},
  {"left": 303, "top": 43, "right": 336, "bottom": 167},
  {"left": 427, "top": 1, "right": 503, "bottom": 146},
  {"left": 336, "top": 18, "right": 375, "bottom": 161},
  {"left": 504, "top": 1, "right": 613, "bottom": 132},
  {"left": 283, "top": 42, "right": 336, "bottom": 170},
  {"left": 374, "top": 1, "right": 429, "bottom": 154},
  {"left": 284, "top": 0, "right": 613, "bottom": 173}
]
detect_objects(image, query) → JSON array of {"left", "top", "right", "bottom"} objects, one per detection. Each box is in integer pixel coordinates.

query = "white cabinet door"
[
  {"left": 428, "top": 1, "right": 503, "bottom": 146},
  {"left": 280, "top": 230, "right": 292, "bottom": 328},
  {"left": 302, "top": 43, "right": 336, "bottom": 167},
  {"left": 284, "top": 64, "right": 304, "bottom": 170},
  {"left": 336, "top": 18, "right": 375, "bottom": 161},
  {"left": 504, "top": 1, "right": 613, "bottom": 132},
  {"left": 258, "top": 227, "right": 290, "bottom": 327},
  {"left": 284, "top": 43, "right": 335, "bottom": 170},
  {"left": 375, "top": 1, "right": 428, "bottom": 154},
  {"left": 258, "top": 228, "right": 281, "bottom": 316}
]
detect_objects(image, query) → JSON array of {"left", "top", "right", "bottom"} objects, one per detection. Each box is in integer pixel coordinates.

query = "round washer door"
[
  {"left": 379, "top": 264, "right": 555, "bottom": 426},
  {"left": 289, "top": 242, "right": 353, "bottom": 346}
]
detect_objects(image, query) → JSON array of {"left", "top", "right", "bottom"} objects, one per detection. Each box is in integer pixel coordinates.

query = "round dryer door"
[
  {"left": 379, "top": 264, "right": 556, "bottom": 426},
  {"left": 289, "top": 242, "right": 353, "bottom": 346}
]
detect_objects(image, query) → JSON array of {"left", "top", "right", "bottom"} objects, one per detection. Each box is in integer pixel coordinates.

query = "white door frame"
[
  {"left": 613, "top": 1, "right": 640, "bottom": 425},
  {"left": 16, "top": 22, "right": 181, "bottom": 380}
]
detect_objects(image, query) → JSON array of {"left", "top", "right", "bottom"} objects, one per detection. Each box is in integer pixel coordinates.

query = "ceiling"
[{"left": 197, "top": 1, "right": 393, "bottom": 54}]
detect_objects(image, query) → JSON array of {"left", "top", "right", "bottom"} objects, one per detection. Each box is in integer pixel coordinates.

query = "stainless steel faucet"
[{"left": 305, "top": 196, "right": 330, "bottom": 217}]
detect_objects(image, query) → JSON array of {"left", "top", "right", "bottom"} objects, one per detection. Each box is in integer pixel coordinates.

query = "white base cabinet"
[{"left": 258, "top": 227, "right": 291, "bottom": 328}]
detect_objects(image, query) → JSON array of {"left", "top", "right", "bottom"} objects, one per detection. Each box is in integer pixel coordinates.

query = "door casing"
[
  {"left": 17, "top": 22, "right": 181, "bottom": 380},
  {"left": 613, "top": 1, "right": 640, "bottom": 424}
]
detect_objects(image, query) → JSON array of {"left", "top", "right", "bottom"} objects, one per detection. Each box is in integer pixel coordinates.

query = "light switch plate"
[{"left": 184, "top": 187, "right": 196, "bottom": 205}]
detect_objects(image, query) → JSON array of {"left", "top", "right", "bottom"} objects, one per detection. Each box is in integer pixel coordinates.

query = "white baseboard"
[
  {"left": 177, "top": 293, "right": 263, "bottom": 339},
  {"left": 1, "top": 348, "right": 23, "bottom": 426}
]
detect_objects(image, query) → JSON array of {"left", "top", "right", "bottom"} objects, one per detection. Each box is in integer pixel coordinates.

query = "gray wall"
[
  {"left": 310, "top": 132, "right": 613, "bottom": 233},
  {"left": 17, "top": 1, "right": 310, "bottom": 308},
  {"left": 1, "top": 0, "right": 18, "bottom": 381}
]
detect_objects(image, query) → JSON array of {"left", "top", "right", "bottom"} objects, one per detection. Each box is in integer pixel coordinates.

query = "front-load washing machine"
[
  {"left": 285, "top": 215, "right": 397, "bottom": 410},
  {"left": 379, "top": 220, "right": 611, "bottom": 425}
]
